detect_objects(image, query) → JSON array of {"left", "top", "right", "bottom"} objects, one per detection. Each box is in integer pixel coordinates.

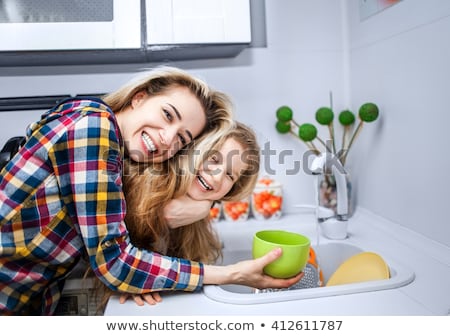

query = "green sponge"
[
  {"left": 315, "top": 107, "right": 334, "bottom": 125},
  {"left": 298, "top": 123, "right": 317, "bottom": 142},
  {"left": 359, "top": 103, "right": 379, "bottom": 122},
  {"left": 275, "top": 121, "right": 291, "bottom": 134},
  {"left": 338, "top": 110, "right": 355, "bottom": 126},
  {"left": 276, "top": 106, "right": 293, "bottom": 122}
]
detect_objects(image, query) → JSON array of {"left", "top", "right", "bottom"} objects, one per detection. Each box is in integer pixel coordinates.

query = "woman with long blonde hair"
[{"left": 1, "top": 65, "right": 237, "bottom": 315}]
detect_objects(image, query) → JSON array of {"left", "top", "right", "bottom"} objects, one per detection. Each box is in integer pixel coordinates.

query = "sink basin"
[{"left": 203, "top": 242, "right": 415, "bottom": 304}]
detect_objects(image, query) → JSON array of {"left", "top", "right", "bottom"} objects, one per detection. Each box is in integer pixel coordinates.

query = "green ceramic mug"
[{"left": 252, "top": 230, "right": 310, "bottom": 278}]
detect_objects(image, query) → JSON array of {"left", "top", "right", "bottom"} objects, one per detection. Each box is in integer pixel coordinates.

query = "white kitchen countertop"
[{"left": 104, "top": 208, "right": 450, "bottom": 316}]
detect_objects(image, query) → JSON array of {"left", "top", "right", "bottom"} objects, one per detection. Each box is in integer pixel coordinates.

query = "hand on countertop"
[{"left": 119, "top": 292, "right": 163, "bottom": 306}]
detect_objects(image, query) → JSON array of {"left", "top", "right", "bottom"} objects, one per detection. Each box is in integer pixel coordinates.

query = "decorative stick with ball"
[
  {"left": 315, "top": 107, "right": 336, "bottom": 154},
  {"left": 298, "top": 123, "right": 323, "bottom": 155},
  {"left": 340, "top": 103, "right": 379, "bottom": 166},
  {"left": 338, "top": 109, "right": 356, "bottom": 159}
]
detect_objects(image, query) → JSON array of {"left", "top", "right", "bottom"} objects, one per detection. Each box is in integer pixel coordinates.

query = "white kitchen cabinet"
[
  {"left": 0, "top": 0, "right": 254, "bottom": 66},
  {"left": 0, "top": 0, "right": 141, "bottom": 51},
  {"left": 145, "top": 0, "right": 251, "bottom": 45}
]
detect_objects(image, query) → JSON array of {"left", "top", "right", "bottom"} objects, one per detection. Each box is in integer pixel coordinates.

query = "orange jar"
[
  {"left": 209, "top": 202, "right": 222, "bottom": 223},
  {"left": 223, "top": 198, "right": 250, "bottom": 221},
  {"left": 252, "top": 177, "right": 283, "bottom": 220}
]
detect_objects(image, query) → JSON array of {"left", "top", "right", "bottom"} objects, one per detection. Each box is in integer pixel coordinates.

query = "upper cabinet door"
[
  {"left": 0, "top": 0, "right": 141, "bottom": 51},
  {"left": 145, "top": 0, "right": 251, "bottom": 45}
]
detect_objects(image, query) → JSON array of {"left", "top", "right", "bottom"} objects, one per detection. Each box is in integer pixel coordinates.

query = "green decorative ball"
[
  {"left": 276, "top": 106, "right": 293, "bottom": 122},
  {"left": 275, "top": 121, "right": 291, "bottom": 134},
  {"left": 298, "top": 123, "right": 317, "bottom": 142},
  {"left": 338, "top": 110, "right": 355, "bottom": 126},
  {"left": 315, "top": 107, "right": 334, "bottom": 125},
  {"left": 359, "top": 103, "right": 379, "bottom": 122}
]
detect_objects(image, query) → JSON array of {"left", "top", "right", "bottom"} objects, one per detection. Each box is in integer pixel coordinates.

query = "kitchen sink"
[{"left": 203, "top": 242, "right": 415, "bottom": 304}]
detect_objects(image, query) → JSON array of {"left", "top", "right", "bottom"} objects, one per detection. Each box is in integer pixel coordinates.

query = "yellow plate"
[{"left": 326, "top": 252, "right": 390, "bottom": 286}]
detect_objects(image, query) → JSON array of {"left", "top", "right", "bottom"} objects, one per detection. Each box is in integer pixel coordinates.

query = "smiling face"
[
  {"left": 116, "top": 86, "right": 206, "bottom": 163},
  {"left": 187, "top": 138, "right": 248, "bottom": 202}
]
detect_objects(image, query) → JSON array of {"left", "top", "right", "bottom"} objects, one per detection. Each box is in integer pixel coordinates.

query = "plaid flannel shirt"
[{"left": 0, "top": 98, "right": 203, "bottom": 315}]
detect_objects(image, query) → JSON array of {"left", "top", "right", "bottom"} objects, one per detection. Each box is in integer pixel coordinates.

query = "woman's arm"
[
  {"left": 118, "top": 248, "right": 303, "bottom": 306},
  {"left": 164, "top": 195, "right": 212, "bottom": 228}
]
